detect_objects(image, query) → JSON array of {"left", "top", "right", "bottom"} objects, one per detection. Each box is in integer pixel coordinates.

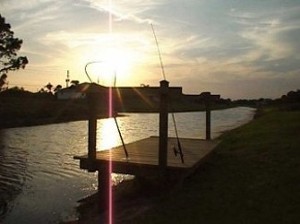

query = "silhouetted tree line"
[
  {"left": 281, "top": 90, "right": 300, "bottom": 103},
  {"left": 230, "top": 89, "right": 300, "bottom": 110},
  {"left": 0, "top": 86, "right": 54, "bottom": 99},
  {"left": 277, "top": 89, "right": 300, "bottom": 110}
]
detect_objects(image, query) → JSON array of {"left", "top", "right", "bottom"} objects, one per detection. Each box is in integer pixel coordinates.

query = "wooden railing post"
[
  {"left": 159, "top": 80, "right": 169, "bottom": 172},
  {"left": 205, "top": 93, "right": 211, "bottom": 140},
  {"left": 200, "top": 92, "right": 212, "bottom": 140},
  {"left": 87, "top": 92, "right": 97, "bottom": 170},
  {"left": 200, "top": 92, "right": 220, "bottom": 140}
]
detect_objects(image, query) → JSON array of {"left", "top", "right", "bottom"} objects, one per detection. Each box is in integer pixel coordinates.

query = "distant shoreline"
[
  {"left": 0, "top": 107, "right": 234, "bottom": 130},
  {"left": 0, "top": 114, "right": 104, "bottom": 130}
]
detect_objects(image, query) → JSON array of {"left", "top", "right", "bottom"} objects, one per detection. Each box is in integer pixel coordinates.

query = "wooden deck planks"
[{"left": 74, "top": 136, "right": 219, "bottom": 175}]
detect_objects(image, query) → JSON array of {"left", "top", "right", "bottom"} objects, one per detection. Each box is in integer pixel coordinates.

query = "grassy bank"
[{"left": 124, "top": 108, "right": 300, "bottom": 224}]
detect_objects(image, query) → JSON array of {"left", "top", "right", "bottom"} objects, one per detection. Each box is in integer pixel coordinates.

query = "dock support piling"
[
  {"left": 159, "top": 80, "right": 169, "bottom": 173},
  {"left": 97, "top": 170, "right": 110, "bottom": 195},
  {"left": 97, "top": 170, "right": 110, "bottom": 216}
]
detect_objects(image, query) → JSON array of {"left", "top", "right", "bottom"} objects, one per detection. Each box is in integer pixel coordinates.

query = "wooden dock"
[
  {"left": 73, "top": 80, "right": 221, "bottom": 206},
  {"left": 74, "top": 136, "right": 219, "bottom": 177}
]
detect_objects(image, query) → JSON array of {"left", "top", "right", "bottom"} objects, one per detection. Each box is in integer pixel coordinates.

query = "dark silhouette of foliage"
[
  {"left": 38, "top": 83, "right": 55, "bottom": 95},
  {"left": 281, "top": 90, "right": 299, "bottom": 102},
  {"left": 0, "top": 14, "right": 28, "bottom": 82},
  {"left": 70, "top": 80, "right": 79, "bottom": 86},
  {"left": 0, "top": 74, "right": 7, "bottom": 90},
  {"left": 54, "top": 84, "right": 62, "bottom": 93},
  {"left": 45, "top": 82, "right": 53, "bottom": 93},
  {"left": 0, "top": 86, "right": 32, "bottom": 97}
]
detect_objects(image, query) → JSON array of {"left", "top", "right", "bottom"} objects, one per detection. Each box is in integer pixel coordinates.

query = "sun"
[
  {"left": 80, "top": 46, "right": 137, "bottom": 86},
  {"left": 72, "top": 31, "right": 152, "bottom": 87},
  {"left": 105, "top": 48, "right": 131, "bottom": 73}
]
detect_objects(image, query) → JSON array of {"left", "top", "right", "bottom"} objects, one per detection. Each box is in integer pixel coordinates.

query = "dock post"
[
  {"left": 159, "top": 80, "right": 169, "bottom": 173},
  {"left": 201, "top": 92, "right": 211, "bottom": 140},
  {"left": 205, "top": 94, "right": 211, "bottom": 140},
  {"left": 200, "top": 92, "right": 220, "bottom": 140},
  {"left": 87, "top": 92, "right": 97, "bottom": 171}
]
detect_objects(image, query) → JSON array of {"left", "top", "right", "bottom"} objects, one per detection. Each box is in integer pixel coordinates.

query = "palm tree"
[
  {"left": 45, "top": 82, "right": 53, "bottom": 93},
  {"left": 54, "top": 84, "right": 62, "bottom": 93}
]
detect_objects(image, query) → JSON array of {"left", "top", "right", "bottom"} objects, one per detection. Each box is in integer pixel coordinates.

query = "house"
[
  {"left": 56, "top": 87, "right": 86, "bottom": 100},
  {"left": 56, "top": 82, "right": 222, "bottom": 112},
  {"left": 56, "top": 83, "right": 183, "bottom": 101},
  {"left": 56, "top": 83, "right": 107, "bottom": 100}
]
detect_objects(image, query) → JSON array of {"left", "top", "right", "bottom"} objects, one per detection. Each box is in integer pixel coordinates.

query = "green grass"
[{"left": 128, "top": 109, "right": 300, "bottom": 224}]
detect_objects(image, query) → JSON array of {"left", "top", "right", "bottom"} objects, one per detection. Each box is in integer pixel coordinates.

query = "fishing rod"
[
  {"left": 85, "top": 61, "right": 104, "bottom": 83},
  {"left": 84, "top": 61, "right": 129, "bottom": 160},
  {"left": 151, "top": 24, "right": 166, "bottom": 81},
  {"left": 171, "top": 113, "right": 184, "bottom": 163},
  {"left": 112, "top": 70, "right": 129, "bottom": 160},
  {"left": 113, "top": 116, "right": 129, "bottom": 159},
  {"left": 151, "top": 23, "right": 184, "bottom": 164}
]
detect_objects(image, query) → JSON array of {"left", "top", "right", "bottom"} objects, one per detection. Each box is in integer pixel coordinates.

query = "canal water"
[{"left": 0, "top": 107, "right": 255, "bottom": 223}]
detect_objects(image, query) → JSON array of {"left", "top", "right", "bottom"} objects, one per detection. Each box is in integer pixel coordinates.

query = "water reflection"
[
  {"left": 97, "top": 118, "right": 120, "bottom": 150},
  {"left": 1, "top": 123, "right": 97, "bottom": 224},
  {"left": 0, "top": 130, "right": 28, "bottom": 221}
]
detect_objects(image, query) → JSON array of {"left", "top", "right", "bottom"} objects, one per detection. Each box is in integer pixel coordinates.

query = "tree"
[
  {"left": 54, "top": 84, "right": 62, "bottom": 93},
  {"left": 45, "top": 82, "right": 53, "bottom": 93},
  {"left": 70, "top": 80, "right": 79, "bottom": 86},
  {"left": 0, "top": 14, "right": 28, "bottom": 79},
  {"left": 0, "top": 74, "right": 7, "bottom": 90}
]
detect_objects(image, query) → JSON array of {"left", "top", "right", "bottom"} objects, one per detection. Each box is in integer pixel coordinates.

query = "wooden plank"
[{"left": 74, "top": 136, "right": 219, "bottom": 176}]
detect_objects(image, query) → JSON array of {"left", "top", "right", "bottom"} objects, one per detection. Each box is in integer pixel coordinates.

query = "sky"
[{"left": 1, "top": 0, "right": 300, "bottom": 99}]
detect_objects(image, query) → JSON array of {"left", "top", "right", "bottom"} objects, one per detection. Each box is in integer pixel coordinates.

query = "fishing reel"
[
  {"left": 173, "top": 145, "right": 184, "bottom": 164},
  {"left": 173, "top": 145, "right": 179, "bottom": 157}
]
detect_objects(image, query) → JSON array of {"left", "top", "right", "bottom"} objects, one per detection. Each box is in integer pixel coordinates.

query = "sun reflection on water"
[{"left": 97, "top": 118, "right": 120, "bottom": 151}]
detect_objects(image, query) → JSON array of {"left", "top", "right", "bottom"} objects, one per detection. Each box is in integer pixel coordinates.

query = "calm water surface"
[{"left": 0, "top": 107, "right": 255, "bottom": 223}]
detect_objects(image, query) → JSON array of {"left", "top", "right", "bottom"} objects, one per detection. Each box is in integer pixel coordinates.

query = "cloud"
[
  {"left": 82, "top": 0, "right": 166, "bottom": 24},
  {"left": 227, "top": 5, "right": 300, "bottom": 77},
  {"left": 1, "top": 0, "right": 300, "bottom": 98}
]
